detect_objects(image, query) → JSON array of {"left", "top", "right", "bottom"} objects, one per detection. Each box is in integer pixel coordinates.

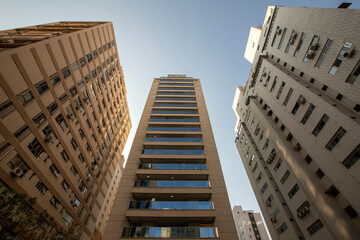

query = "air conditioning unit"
[
  {"left": 10, "top": 168, "right": 22, "bottom": 178},
  {"left": 344, "top": 49, "right": 355, "bottom": 58},
  {"left": 270, "top": 216, "right": 277, "bottom": 223},
  {"left": 307, "top": 52, "right": 315, "bottom": 59},
  {"left": 310, "top": 43, "right": 319, "bottom": 51},
  {"left": 297, "top": 212, "right": 303, "bottom": 219},
  {"left": 297, "top": 96, "right": 306, "bottom": 104},
  {"left": 67, "top": 113, "right": 74, "bottom": 119},
  {"left": 44, "top": 136, "right": 53, "bottom": 144},
  {"left": 293, "top": 143, "right": 302, "bottom": 151},
  {"left": 291, "top": 32, "right": 297, "bottom": 39},
  {"left": 289, "top": 39, "right": 295, "bottom": 45},
  {"left": 2, "top": 39, "right": 15, "bottom": 44},
  {"left": 304, "top": 206, "right": 310, "bottom": 213},
  {"left": 276, "top": 29, "right": 282, "bottom": 35},
  {"left": 266, "top": 201, "right": 271, "bottom": 207},
  {"left": 262, "top": 72, "right": 267, "bottom": 77}
]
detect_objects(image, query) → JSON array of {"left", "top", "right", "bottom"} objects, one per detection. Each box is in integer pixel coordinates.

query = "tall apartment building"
[
  {"left": 233, "top": 205, "right": 270, "bottom": 240},
  {"left": 233, "top": 6, "right": 360, "bottom": 240},
  {"left": 104, "top": 74, "right": 237, "bottom": 239},
  {"left": 0, "top": 22, "right": 131, "bottom": 239}
]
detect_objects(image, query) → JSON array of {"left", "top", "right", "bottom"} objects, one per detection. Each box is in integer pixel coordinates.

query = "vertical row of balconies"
[{"left": 121, "top": 78, "right": 218, "bottom": 239}]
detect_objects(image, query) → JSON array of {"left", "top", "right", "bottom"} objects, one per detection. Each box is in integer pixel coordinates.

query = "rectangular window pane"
[
  {"left": 326, "top": 127, "right": 346, "bottom": 151},
  {"left": 329, "top": 42, "right": 352, "bottom": 75},
  {"left": 301, "top": 104, "right": 315, "bottom": 124},
  {"left": 293, "top": 32, "right": 306, "bottom": 57},
  {"left": 288, "top": 184, "right": 300, "bottom": 199},
  {"left": 346, "top": 60, "right": 360, "bottom": 84},
  {"left": 315, "top": 39, "right": 333, "bottom": 68},
  {"left": 277, "top": 28, "right": 287, "bottom": 49},
  {"left": 283, "top": 88, "right": 293, "bottom": 106},
  {"left": 276, "top": 82, "right": 285, "bottom": 99},
  {"left": 342, "top": 144, "right": 360, "bottom": 169},
  {"left": 285, "top": 30, "right": 296, "bottom": 53},
  {"left": 303, "top": 35, "right": 320, "bottom": 63},
  {"left": 312, "top": 114, "right": 329, "bottom": 136},
  {"left": 271, "top": 26, "right": 280, "bottom": 47}
]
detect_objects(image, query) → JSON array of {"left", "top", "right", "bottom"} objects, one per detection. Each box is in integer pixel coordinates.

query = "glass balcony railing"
[
  {"left": 134, "top": 180, "right": 210, "bottom": 188},
  {"left": 139, "top": 163, "right": 207, "bottom": 170},
  {"left": 158, "top": 88, "right": 195, "bottom": 91},
  {"left": 153, "top": 104, "right": 197, "bottom": 107},
  {"left": 157, "top": 92, "right": 195, "bottom": 95},
  {"left": 147, "top": 127, "right": 201, "bottom": 132},
  {"left": 155, "top": 98, "right": 196, "bottom": 101},
  {"left": 128, "top": 201, "right": 213, "bottom": 210},
  {"left": 142, "top": 149, "right": 204, "bottom": 155},
  {"left": 152, "top": 111, "right": 198, "bottom": 114},
  {"left": 122, "top": 226, "right": 217, "bottom": 238},
  {"left": 149, "top": 118, "right": 200, "bottom": 122},
  {"left": 159, "top": 83, "right": 194, "bottom": 86},
  {"left": 144, "top": 137, "right": 203, "bottom": 142}
]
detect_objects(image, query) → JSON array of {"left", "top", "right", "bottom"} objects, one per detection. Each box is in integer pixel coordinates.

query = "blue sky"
[{"left": 1, "top": 0, "right": 359, "bottom": 225}]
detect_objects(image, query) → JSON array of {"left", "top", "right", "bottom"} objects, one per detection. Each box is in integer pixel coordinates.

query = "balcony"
[
  {"left": 121, "top": 226, "right": 217, "bottom": 238},
  {"left": 156, "top": 92, "right": 195, "bottom": 96},
  {"left": 128, "top": 201, "right": 213, "bottom": 210},
  {"left": 147, "top": 127, "right": 201, "bottom": 132},
  {"left": 134, "top": 180, "right": 210, "bottom": 188},
  {"left": 150, "top": 118, "right": 200, "bottom": 123},
  {"left": 145, "top": 137, "right": 203, "bottom": 142},
  {"left": 139, "top": 163, "right": 207, "bottom": 170},
  {"left": 143, "top": 149, "right": 204, "bottom": 155},
  {"left": 153, "top": 104, "right": 197, "bottom": 107},
  {"left": 158, "top": 87, "right": 195, "bottom": 91},
  {"left": 152, "top": 111, "right": 199, "bottom": 114},
  {"left": 159, "top": 83, "right": 194, "bottom": 86},
  {"left": 155, "top": 97, "right": 196, "bottom": 101}
]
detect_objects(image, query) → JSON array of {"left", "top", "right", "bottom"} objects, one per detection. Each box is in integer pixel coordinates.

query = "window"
[
  {"left": 243, "top": 140, "right": 248, "bottom": 151},
  {"left": 271, "top": 26, "right": 280, "bottom": 47},
  {"left": 263, "top": 139, "right": 269, "bottom": 151},
  {"left": 62, "top": 67, "right": 70, "bottom": 78},
  {"left": 303, "top": 35, "right": 320, "bottom": 62},
  {"left": 7, "top": 154, "right": 29, "bottom": 178},
  {"left": 86, "top": 53, "right": 92, "bottom": 62},
  {"left": 61, "top": 180, "right": 69, "bottom": 191},
  {"left": 93, "top": 50, "right": 98, "bottom": 58},
  {"left": 346, "top": 60, "right": 360, "bottom": 84},
  {"left": 70, "top": 138, "right": 77, "bottom": 150},
  {"left": 28, "top": 138, "right": 45, "bottom": 158},
  {"left": 270, "top": 76, "right": 277, "bottom": 92},
  {"left": 326, "top": 127, "right": 346, "bottom": 151},
  {"left": 276, "top": 81, "right": 285, "bottom": 99},
  {"left": 59, "top": 93, "right": 68, "bottom": 103},
  {"left": 61, "top": 150, "right": 69, "bottom": 162},
  {"left": 71, "top": 61, "right": 79, "bottom": 71},
  {"left": 35, "top": 180, "right": 48, "bottom": 195},
  {"left": 79, "top": 128, "right": 85, "bottom": 139},
  {"left": 288, "top": 184, "right": 300, "bottom": 199},
  {"left": 280, "top": 170, "right": 290, "bottom": 184},
  {"left": 62, "top": 211, "right": 73, "bottom": 226},
  {"left": 301, "top": 104, "right": 315, "bottom": 124},
  {"left": 250, "top": 117, "right": 255, "bottom": 128},
  {"left": 307, "top": 219, "right": 324, "bottom": 236},
  {"left": 249, "top": 154, "right": 254, "bottom": 165},
  {"left": 261, "top": 182, "right": 268, "bottom": 193},
  {"left": 342, "top": 144, "right": 360, "bottom": 169},
  {"left": 252, "top": 162, "right": 258, "bottom": 173},
  {"left": 277, "top": 28, "right": 287, "bottom": 49},
  {"left": 49, "top": 164, "right": 60, "bottom": 177},
  {"left": 264, "top": 71, "right": 272, "bottom": 87},
  {"left": 247, "top": 111, "right": 252, "bottom": 122},
  {"left": 315, "top": 39, "right": 333, "bottom": 68},
  {"left": 259, "top": 130, "right": 264, "bottom": 141},
  {"left": 256, "top": 172, "right": 263, "bottom": 183},
  {"left": 14, "top": 125, "right": 30, "bottom": 141},
  {"left": 344, "top": 205, "right": 358, "bottom": 219},
  {"left": 78, "top": 153, "right": 85, "bottom": 163},
  {"left": 0, "top": 100, "right": 15, "bottom": 118},
  {"left": 274, "top": 158, "right": 282, "bottom": 172},
  {"left": 293, "top": 32, "right": 306, "bottom": 57},
  {"left": 312, "top": 114, "right": 329, "bottom": 136},
  {"left": 47, "top": 102, "right": 58, "bottom": 115},
  {"left": 277, "top": 223, "right": 287, "bottom": 235},
  {"left": 259, "top": 67, "right": 266, "bottom": 82},
  {"left": 79, "top": 181, "right": 87, "bottom": 195},
  {"left": 266, "top": 194, "right": 273, "bottom": 207},
  {"left": 291, "top": 102, "right": 300, "bottom": 115},
  {"left": 315, "top": 169, "right": 325, "bottom": 179},
  {"left": 283, "top": 88, "right": 293, "bottom": 106},
  {"left": 69, "top": 86, "right": 77, "bottom": 97},
  {"left": 98, "top": 47, "right": 103, "bottom": 54},
  {"left": 325, "top": 185, "right": 339, "bottom": 196},
  {"left": 35, "top": 80, "right": 49, "bottom": 95},
  {"left": 50, "top": 196, "right": 60, "bottom": 208},
  {"left": 55, "top": 114, "right": 67, "bottom": 131},
  {"left": 70, "top": 165, "right": 78, "bottom": 176},
  {"left": 49, "top": 72, "right": 61, "bottom": 85},
  {"left": 17, "top": 89, "right": 34, "bottom": 105},
  {"left": 329, "top": 42, "right": 352, "bottom": 75}
]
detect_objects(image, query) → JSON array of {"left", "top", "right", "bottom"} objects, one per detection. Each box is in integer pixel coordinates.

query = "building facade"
[
  {"left": 233, "top": 6, "right": 360, "bottom": 240},
  {"left": 233, "top": 205, "right": 270, "bottom": 240},
  {"left": 0, "top": 22, "right": 131, "bottom": 239},
  {"left": 104, "top": 74, "right": 237, "bottom": 239}
]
